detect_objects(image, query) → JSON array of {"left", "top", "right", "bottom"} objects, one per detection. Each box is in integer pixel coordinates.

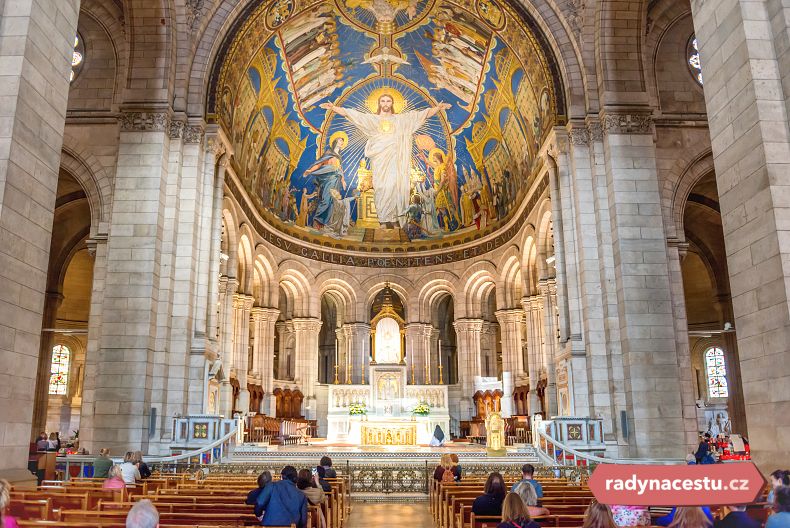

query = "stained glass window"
[
  {"left": 70, "top": 34, "right": 84, "bottom": 83},
  {"left": 48, "top": 344, "right": 70, "bottom": 395},
  {"left": 688, "top": 35, "right": 703, "bottom": 85},
  {"left": 705, "top": 347, "right": 728, "bottom": 398}
]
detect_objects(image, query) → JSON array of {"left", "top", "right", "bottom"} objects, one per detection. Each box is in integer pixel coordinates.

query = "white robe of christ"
[{"left": 343, "top": 108, "right": 431, "bottom": 225}]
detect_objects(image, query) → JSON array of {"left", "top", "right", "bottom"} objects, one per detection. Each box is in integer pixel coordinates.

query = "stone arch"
[
  {"left": 459, "top": 262, "right": 498, "bottom": 318},
  {"left": 361, "top": 275, "right": 414, "bottom": 319},
  {"left": 60, "top": 139, "right": 113, "bottom": 236},
  {"left": 78, "top": 0, "right": 129, "bottom": 109},
  {"left": 415, "top": 272, "right": 458, "bottom": 322},
  {"left": 236, "top": 224, "right": 255, "bottom": 294},
  {"left": 644, "top": 0, "right": 695, "bottom": 112},
  {"left": 277, "top": 261, "right": 315, "bottom": 318},
  {"left": 668, "top": 150, "right": 715, "bottom": 240},
  {"left": 520, "top": 226, "right": 539, "bottom": 297},
  {"left": 253, "top": 245, "right": 279, "bottom": 307},
  {"left": 535, "top": 205, "right": 555, "bottom": 281},
  {"left": 123, "top": 0, "right": 177, "bottom": 103},
  {"left": 497, "top": 246, "right": 523, "bottom": 309},
  {"left": 595, "top": 0, "right": 650, "bottom": 96},
  {"left": 221, "top": 201, "right": 240, "bottom": 278},
  {"left": 316, "top": 272, "right": 362, "bottom": 324}
]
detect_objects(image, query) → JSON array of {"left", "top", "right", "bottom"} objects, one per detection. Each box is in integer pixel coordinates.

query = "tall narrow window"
[
  {"left": 704, "top": 347, "right": 728, "bottom": 398},
  {"left": 48, "top": 345, "right": 70, "bottom": 395},
  {"left": 71, "top": 34, "right": 84, "bottom": 83},
  {"left": 687, "top": 35, "right": 703, "bottom": 85}
]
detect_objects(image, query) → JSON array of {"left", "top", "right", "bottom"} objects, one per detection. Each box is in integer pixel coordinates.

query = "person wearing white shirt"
[{"left": 119, "top": 452, "right": 141, "bottom": 487}]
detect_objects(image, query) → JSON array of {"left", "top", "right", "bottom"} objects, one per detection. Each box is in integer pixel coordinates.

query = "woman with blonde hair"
[
  {"left": 513, "top": 481, "right": 550, "bottom": 518},
  {"left": 433, "top": 453, "right": 453, "bottom": 481},
  {"left": 133, "top": 450, "right": 151, "bottom": 479},
  {"left": 582, "top": 501, "right": 618, "bottom": 528},
  {"left": 497, "top": 493, "right": 539, "bottom": 528},
  {"left": 0, "top": 479, "right": 19, "bottom": 528},
  {"left": 667, "top": 507, "right": 712, "bottom": 528}
]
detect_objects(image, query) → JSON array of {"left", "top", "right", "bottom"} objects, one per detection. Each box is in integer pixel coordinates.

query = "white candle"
[
  {"left": 335, "top": 337, "right": 339, "bottom": 364},
  {"left": 438, "top": 339, "right": 442, "bottom": 367}
]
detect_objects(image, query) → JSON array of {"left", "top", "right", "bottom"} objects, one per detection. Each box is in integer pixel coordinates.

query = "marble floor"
[{"left": 346, "top": 500, "right": 433, "bottom": 527}]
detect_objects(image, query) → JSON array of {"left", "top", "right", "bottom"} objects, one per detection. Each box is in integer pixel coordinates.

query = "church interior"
[{"left": 1, "top": 0, "right": 789, "bottom": 525}]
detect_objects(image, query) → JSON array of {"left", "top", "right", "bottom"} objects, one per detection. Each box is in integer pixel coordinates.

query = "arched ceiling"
[{"left": 209, "top": 0, "right": 564, "bottom": 258}]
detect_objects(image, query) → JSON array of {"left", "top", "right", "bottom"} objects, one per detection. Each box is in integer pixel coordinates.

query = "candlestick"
[
  {"left": 409, "top": 339, "right": 415, "bottom": 384},
  {"left": 425, "top": 335, "right": 430, "bottom": 384},
  {"left": 438, "top": 363, "right": 444, "bottom": 385},
  {"left": 345, "top": 342, "right": 352, "bottom": 384},
  {"left": 333, "top": 364, "right": 340, "bottom": 385}
]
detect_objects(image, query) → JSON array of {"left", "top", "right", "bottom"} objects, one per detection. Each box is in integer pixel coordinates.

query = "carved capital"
[
  {"left": 186, "top": 0, "right": 205, "bottom": 32},
  {"left": 168, "top": 120, "right": 185, "bottom": 139},
  {"left": 207, "top": 135, "right": 226, "bottom": 158},
  {"left": 601, "top": 113, "right": 653, "bottom": 135},
  {"left": 184, "top": 125, "right": 205, "bottom": 144},
  {"left": 120, "top": 111, "right": 170, "bottom": 132}
]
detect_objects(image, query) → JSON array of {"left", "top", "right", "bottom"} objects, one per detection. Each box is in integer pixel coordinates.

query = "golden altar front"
[{"left": 361, "top": 422, "right": 417, "bottom": 446}]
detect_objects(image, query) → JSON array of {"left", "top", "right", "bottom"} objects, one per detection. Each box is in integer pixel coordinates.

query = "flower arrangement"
[
  {"left": 412, "top": 402, "right": 431, "bottom": 416},
  {"left": 349, "top": 402, "right": 367, "bottom": 416}
]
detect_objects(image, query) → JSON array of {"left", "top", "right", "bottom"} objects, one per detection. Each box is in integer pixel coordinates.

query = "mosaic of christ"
[{"left": 216, "top": 0, "right": 557, "bottom": 247}]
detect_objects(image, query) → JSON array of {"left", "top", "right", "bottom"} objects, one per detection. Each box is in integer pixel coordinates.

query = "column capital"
[
  {"left": 599, "top": 108, "right": 654, "bottom": 136},
  {"left": 251, "top": 307, "right": 280, "bottom": 322},
  {"left": 495, "top": 308, "right": 525, "bottom": 325},
  {"left": 119, "top": 109, "right": 172, "bottom": 133},
  {"left": 291, "top": 317, "right": 322, "bottom": 333},
  {"left": 453, "top": 318, "right": 485, "bottom": 333},
  {"left": 232, "top": 293, "right": 254, "bottom": 309},
  {"left": 520, "top": 295, "right": 543, "bottom": 311}
]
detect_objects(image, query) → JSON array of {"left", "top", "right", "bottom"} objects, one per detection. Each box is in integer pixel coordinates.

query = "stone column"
[
  {"left": 495, "top": 309, "right": 523, "bottom": 417},
  {"left": 217, "top": 277, "right": 237, "bottom": 417},
  {"left": 342, "top": 323, "right": 370, "bottom": 384},
  {"left": 251, "top": 307, "right": 279, "bottom": 414},
  {"left": 292, "top": 318, "right": 322, "bottom": 419},
  {"left": 0, "top": 0, "right": 79, "bottom": 478},
  {"left": 276, "top": 321, "right": 294, "bottom": 380},
  {"left": 521, "top": 296, "right": 544, "bottom": 415},
  {"left": 205, "top": 153, "right": 228, "bottom": 345},
  {"left": 599, "top": 109, "right": 684, "bottom": 457},
  {"left": 539, "top": 279, "right": 559, "bottom": 416},
  {"left": 32, "top": 293, "right": 64, "bottom": 438},
  {"left": 691, "top": 0, "right": 790, "bottom": 467},
  {"left": 404, "top": 323, "right": 424, "bottom": 384},
  {"left": 232, "top": 294, "right": 254, "bottom": 413},
  {"left": 453, "top": 319, "right": 484, "bottom": 420}
]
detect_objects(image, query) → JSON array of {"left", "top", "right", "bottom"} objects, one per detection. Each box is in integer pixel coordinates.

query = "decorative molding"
[
  {"left": 120, "top": 111, "right": 170, "bottom": 132},
  {"left": 563, "top": 0, "right": 583, "bottom": 38},
  {"left": 587, "top": 121, "right": 603, "bottom": 142},
  {"left": 184, "top": 125, "right": 205, "bottom": 144},
  {"left": 169, "top": 120, "right": 185, "bottom": 139},
  {"left": 207, "top": 135, "right": 226, "bottom": 158},
  {"left": 601, "top": 113, "right": 653, "bottom": 135},
  {"left": 568, "top": 127, "right": 589, "bottom": 146},
  {"left": 186, "top": 0, "right": 206, "bottom": 33}
]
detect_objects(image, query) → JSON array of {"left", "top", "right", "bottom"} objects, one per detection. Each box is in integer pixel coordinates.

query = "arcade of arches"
[{"left": 1, "top": 0, "right": 788, "bottom": 481}]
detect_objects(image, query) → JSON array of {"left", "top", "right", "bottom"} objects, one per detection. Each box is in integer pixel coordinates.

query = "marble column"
[
  {"left": 292, "top": 318, "right": 322, "bottom": 419},
  {"left": 495, "top": 309, "right": 524, "bottom": 417},
  {"left": 232, "top": 294, "right": 254, "bottom": 413},
  {"left": 539, "top": 279, "right": 559, "bottom": 416},
  {"left": 334, "top": 326, "right": 349, "bottom": 384},
  {"left": 343, "top": 323, "right": 370, "bottom": 384},
  {"left": 251, "top": 307, "right": 279, "bottom": 414},
  {"left": 217, "top": 277, "right": 238, "bottom": 417},
  {"left": 276, "top": 321, "right": 295, "bottom": 380},
  {"left": 521, "top": 296, "right": 543, "bottom": 415},
  {"left": 405, "top": 323, "right": 430, "bottom": 384},
  {"left": 453, "top": 319, "right": 484, "bottom": 420}
]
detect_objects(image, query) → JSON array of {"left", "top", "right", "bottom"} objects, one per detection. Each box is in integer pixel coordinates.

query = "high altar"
[{"left": 327, "top": 286, "right": 450, "bottom": 446}]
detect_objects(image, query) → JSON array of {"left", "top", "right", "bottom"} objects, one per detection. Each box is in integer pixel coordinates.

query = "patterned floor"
[{"left": 346, "top": 500, "right": 433, "bottom": 527}]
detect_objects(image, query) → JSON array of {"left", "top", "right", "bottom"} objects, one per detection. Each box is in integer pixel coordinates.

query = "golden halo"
[
  {"left": 328, "top": 130, "right": 349, "bottom": 147},
  {"left": 428, "top": 148, "right": 445, "bottom": 163},
  {"left": 365, "top": 87, "right": 406, "bottom": 114}
]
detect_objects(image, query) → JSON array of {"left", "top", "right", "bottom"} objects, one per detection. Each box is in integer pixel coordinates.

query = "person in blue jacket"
[{"left": 254, "top": 466, "right": 308, "bottom": 528}]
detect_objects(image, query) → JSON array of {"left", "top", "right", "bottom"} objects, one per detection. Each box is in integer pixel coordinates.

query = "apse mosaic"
[{"left": 215, "top": 0, "right": 558, "bottom": 249}]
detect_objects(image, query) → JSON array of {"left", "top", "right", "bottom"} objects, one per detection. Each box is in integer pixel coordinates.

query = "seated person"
[
  {"left": 296, "top": 469, "right": 326, "bottom": 528},
  {"left": 125, "top": 499, "right": 159, "bottom": 528},
  {"left": 498, "top": 493, "right": 540, "bottom": 528},
  {"left": 511, "top": 464, "right": 543, "bottom": 498},
  {"left": 610, "top": 505, "right": 650, "bottom": 527},
  {"left": 430, "top": 425, "right": 446, "bottom": 447},
  {"left": 656, "top": 506, "right": 713, "bottom": 526},
  {"left": 255, "top": 466, "right": 308, "bottom": 528},
  {"left": 713, "top": 505, "right": 759, "bottom": 528},
  {"left": 450, "top": 453, "right": 462, "bottom": 481},
  {"left": 473, "top": 472, "right": 507, "bottom": 517},
  {"left": 582, "top": 501, "right": 618, "bottom": 528},
  {"left": 319, "top": 456, "right": 337, "bottom": 479},
  {"left": 513, "top": 481, "right": 550, "bottom": 519},
  {"left": 246, "top": 471, "right": 272, "bottom": 506},
  {"left": 315, "top": 466, "right": 331, "bottom": 492},
  {"left": 433, "top": 454, "right": 452, "bottom": 481},
  {"left": 102, "top": 465, "right": 126, "bottom": 489},
  {"left": 667, "top": 507, "right": 712, "bottom": 528},
  {"left": 767, "top": 486, "right": 790, "bottom": 528},
  {"left": 93, "top": 448, "right": 113, "bottom": 479},
  {"left": 0, "top": 479, "right": 19, "bottom": 528},
  {"left": 119, "top": 452, "right": 141, "bottom": 487}
]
